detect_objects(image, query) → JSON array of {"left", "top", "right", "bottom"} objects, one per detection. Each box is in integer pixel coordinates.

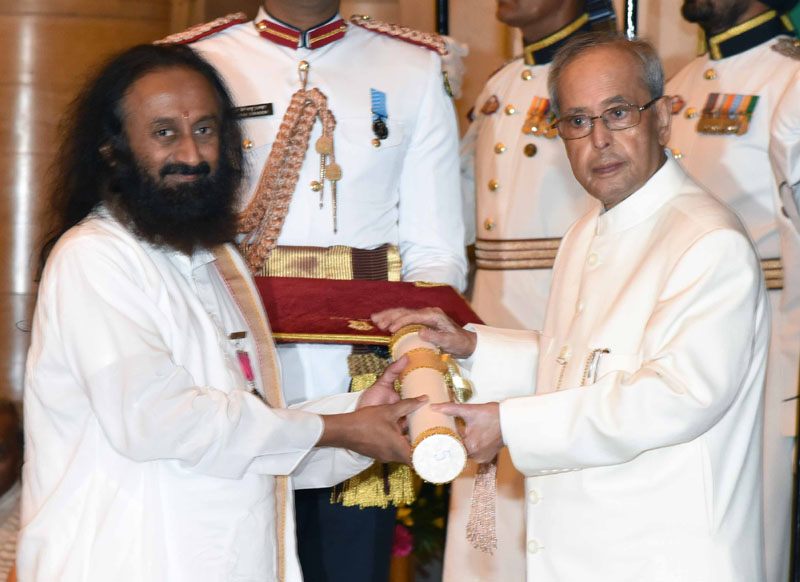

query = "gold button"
[
  {"left": 504, "top": 105, "right": 516, "bottom": 115},
  {"left": 488, "top": 179, "right": 500, "bottom": 191},
  {"left": 310, "top": 181, "right": 322, "bottom": 192},
  {"left": 257, "top": 21, "right": 267, "bottom": 31},
  {"left": 671, "top": 148, "right": 683, "bottom": 159},
  {"left": 299, "top": 60, "right": 310, "bottom": 72},
  {"left": 527, "top": 539, "right": 540, "bottom": 554},
  {"left": 685, "top": 107, "right": 698, "bottom": 119},
  {"left": 372, "top": 138, "right": 381, "bottom": 148},
  {"left": 704, "top": 68, "right": 716, "bottom": 80},
  {"left": 484, "top": 219, "right": 496, "bottom": 231},
  {"left": 242, "top": 139, "right": 253, "bottom": 150},
  {"left": 494, "top": 142, "right": 506, "bottom": 154},
  {"left": 528, "top": 490, "right": 540, "bottom": 505},
  {"left": 521, "top": 70, "right": 533, "bottom": 81},
  {"left": 524, "top": 143, "right": 538, "bottom": 157},
  {"left": 587, "top": 253, "right": 598, "bottom": 266}
]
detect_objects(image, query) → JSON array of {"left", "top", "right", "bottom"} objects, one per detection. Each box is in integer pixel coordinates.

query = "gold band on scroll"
[
  {"left": 398, "top": 348, "right": 448, "bottom": 386},
  {"left": 389, "top": 324, "right": 427, "bottom": 357}
]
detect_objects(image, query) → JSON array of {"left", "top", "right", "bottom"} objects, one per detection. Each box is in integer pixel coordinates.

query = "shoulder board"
[
  {"left": 349, "top": 14, "right": 447, "bottom": 55},
  {"left": 772, "top": 37, "right": 800, "bottom": 60},
  {"left": 154, "top": 12, "right": 247, "bottom": 45}
]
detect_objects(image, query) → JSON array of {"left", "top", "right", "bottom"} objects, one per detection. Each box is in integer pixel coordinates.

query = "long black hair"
[{"left": 38, "top": 43, "right": 243, "bottom": 274}]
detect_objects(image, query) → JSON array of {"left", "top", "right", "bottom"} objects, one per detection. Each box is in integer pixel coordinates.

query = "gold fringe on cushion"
[
  {"left": 332, "top": 462, "right": 419, "bottom": 509},
  {"left": 331, "top": 352, "right": 418, "bottom": 508}
]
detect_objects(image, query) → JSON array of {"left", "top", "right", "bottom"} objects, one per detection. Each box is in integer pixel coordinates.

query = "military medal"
[
  {"left": 697, "top": 93, "right": 758, "bottom": 135},
  {"left": 522, "top": 96, "right": 557, "bottom": 139},
  {"left": 371, "top": 88, "right": 389, "bottom": 146},
  {"left": 481, "top": 95, "right": 499, "bottom": 115},
  {"left": 671, "top": 95, "right": 685, "bottom": 115}
]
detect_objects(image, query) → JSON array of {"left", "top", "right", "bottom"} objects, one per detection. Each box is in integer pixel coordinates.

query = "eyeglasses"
[{"left": 556, "top": 97, "right": 662, "bottom": 140}]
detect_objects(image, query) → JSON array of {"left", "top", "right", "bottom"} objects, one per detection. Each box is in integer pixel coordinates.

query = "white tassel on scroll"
[{"left": 389, "top": 324, "right": 467, "bottom": 484}]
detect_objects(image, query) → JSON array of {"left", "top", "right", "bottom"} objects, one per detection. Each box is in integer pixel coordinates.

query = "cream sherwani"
[
  {"left": 19, "top": 211, "right": 371, "bottom": 582},
  {"left": 462, "top": 157, "right": 768, "bottom": 581}
]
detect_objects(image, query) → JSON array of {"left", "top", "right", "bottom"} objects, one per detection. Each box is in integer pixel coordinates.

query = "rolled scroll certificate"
[{"left": 390, "top": 325, "right": 467, "bottom": 484}]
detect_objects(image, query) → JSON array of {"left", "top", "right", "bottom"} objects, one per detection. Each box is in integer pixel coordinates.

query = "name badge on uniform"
[
  {"left": 370, "top": 88, "right": 388, "bottom": 146},
  {"left": 696, "top": 93, "right": 759, "bottom": 136},
  {"left": 522, "top": 96, "right": 557, "bottom": 139},
  {"left": 234, "top": 103, "right": 274, "bottom": 119}
]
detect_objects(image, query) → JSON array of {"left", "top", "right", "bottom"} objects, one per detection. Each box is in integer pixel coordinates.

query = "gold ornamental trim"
[
  {"left": 388, "top": 324, "right": 427, "bottom": 357},
  {"left": 475, "top": 237, "right": 561, "bottom": 271},
  {"left": 708, "top": 10, "right": 777, "bottom": 60},
  {"left": 211, "top": 246, "right": 287, "bottom": 582},
  {"left": 310, "top": 25, "right": 348, "bottom": 44},
  {"left": 399, "top": 348, "right": 448, "bottom": 386},
  {"left": 272, "top": 332, "right": 390, "bottom": 344},
  {"left": 762, "top": 257, "right": 783, "bottom": 290},
  {"left": 523, "top": 13, "right": 589, "bottom": 65}
]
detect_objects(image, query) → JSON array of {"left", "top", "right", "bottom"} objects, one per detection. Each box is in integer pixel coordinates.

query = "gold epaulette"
[
  {"left": 349, "top": 14, "right": 447, "bottom": 55},
  {"left": 154, "top": 12, "right": 247, "bottom": 45}
]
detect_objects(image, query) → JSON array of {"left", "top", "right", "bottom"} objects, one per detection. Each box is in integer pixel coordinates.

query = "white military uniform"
[
  {"left": 191, "top": 7, "right": 466, "bottom": 404},
  {"left": 448, "top": 14, "right": 596, "bottom": 582},
  {"left": 463, "top": 155, "right": 769, "bottom": 581},
  {"left": 666, "top": 12, "right": 800, "bottom": 581},
  {"left": 188, "top": 9, "right": 466, "bottom": 581}
]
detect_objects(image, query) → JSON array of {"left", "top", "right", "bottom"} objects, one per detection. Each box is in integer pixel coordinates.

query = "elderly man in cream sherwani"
[{"left": 375, "top": 32, "right": 769, "bottom": 582}]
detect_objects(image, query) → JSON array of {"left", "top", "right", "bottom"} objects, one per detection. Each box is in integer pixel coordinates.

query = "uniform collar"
[
  {"left": 254, "top": 8, "right": 347, "bottom": 50},
  {"left": 523, "top": 13, "right": 590, "bottom": 66},
  {"left": 596, "top": 154, "right": 688, "bottom": 236},
  {"left": 704, "top": 9, "right": 794, "bottom": 60}
]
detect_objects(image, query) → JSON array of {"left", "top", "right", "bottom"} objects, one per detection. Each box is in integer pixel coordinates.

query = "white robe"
[
  {"left": 462, "top": 157, "right": 769, "bottom": 581},
  {"left": 19, "top": 212, "right": 371, "bottom": 582}
]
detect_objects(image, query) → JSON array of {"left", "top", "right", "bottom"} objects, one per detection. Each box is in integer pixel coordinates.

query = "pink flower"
[{"left": 391, "top": 524, "right": 413, "bottom": 557}]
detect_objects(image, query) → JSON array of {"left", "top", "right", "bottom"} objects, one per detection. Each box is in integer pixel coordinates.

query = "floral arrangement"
[{"left": 392, "top": 482, "right": 449, "bottom": 573}]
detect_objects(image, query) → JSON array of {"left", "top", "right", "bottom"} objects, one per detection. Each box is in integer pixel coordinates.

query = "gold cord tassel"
[
  {"left": 238, "top": 86, "right": 341, "bottom": 273},
  {"left": 466, "top": 458, "right": 498, "bottom": 554},
  {"left": 331, "top": 352, "right": 418, "bottom": 508}
]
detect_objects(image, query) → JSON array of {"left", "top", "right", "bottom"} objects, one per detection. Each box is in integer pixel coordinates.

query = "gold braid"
[{"left": 238, "top": 87, "right": 337, "bottom": 273}]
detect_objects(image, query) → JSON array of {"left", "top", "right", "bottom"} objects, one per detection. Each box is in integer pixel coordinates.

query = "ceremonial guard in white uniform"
[
  {"left": 161, "top": 4, "right": 466, "bottom": 580},
  {"left": 667, "top": 4, "right": 800, "bottom": 580},
  {"left": 449, "top": 4, "right": 610, "bottom": 579}
]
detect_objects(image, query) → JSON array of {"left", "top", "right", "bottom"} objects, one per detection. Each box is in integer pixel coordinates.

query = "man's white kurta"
[
  {"left": 19, "top": 212, "right": 371, "bottom": 582},
  {"left": 463, "top": 157, "right": 769, "bottom": 581},
  {"left": 193, "top": 9, "right": 467, "bottom": 406}
]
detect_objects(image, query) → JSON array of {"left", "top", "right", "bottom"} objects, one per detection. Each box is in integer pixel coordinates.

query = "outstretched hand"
[
  {"left": 327, "top": 397, "right": 427, "bottom": 464},
  {"left": 432, "top": 402, "right": 503, "bottom": 463},
  {"left": 357, "top": 357, "right": 406, "bottom": 409},
  {"left": 371, "top": 307, "right": 477, "bottom": 359},
  {"left": 321, "top": 355, "right": 427, "bottom": 464}
]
